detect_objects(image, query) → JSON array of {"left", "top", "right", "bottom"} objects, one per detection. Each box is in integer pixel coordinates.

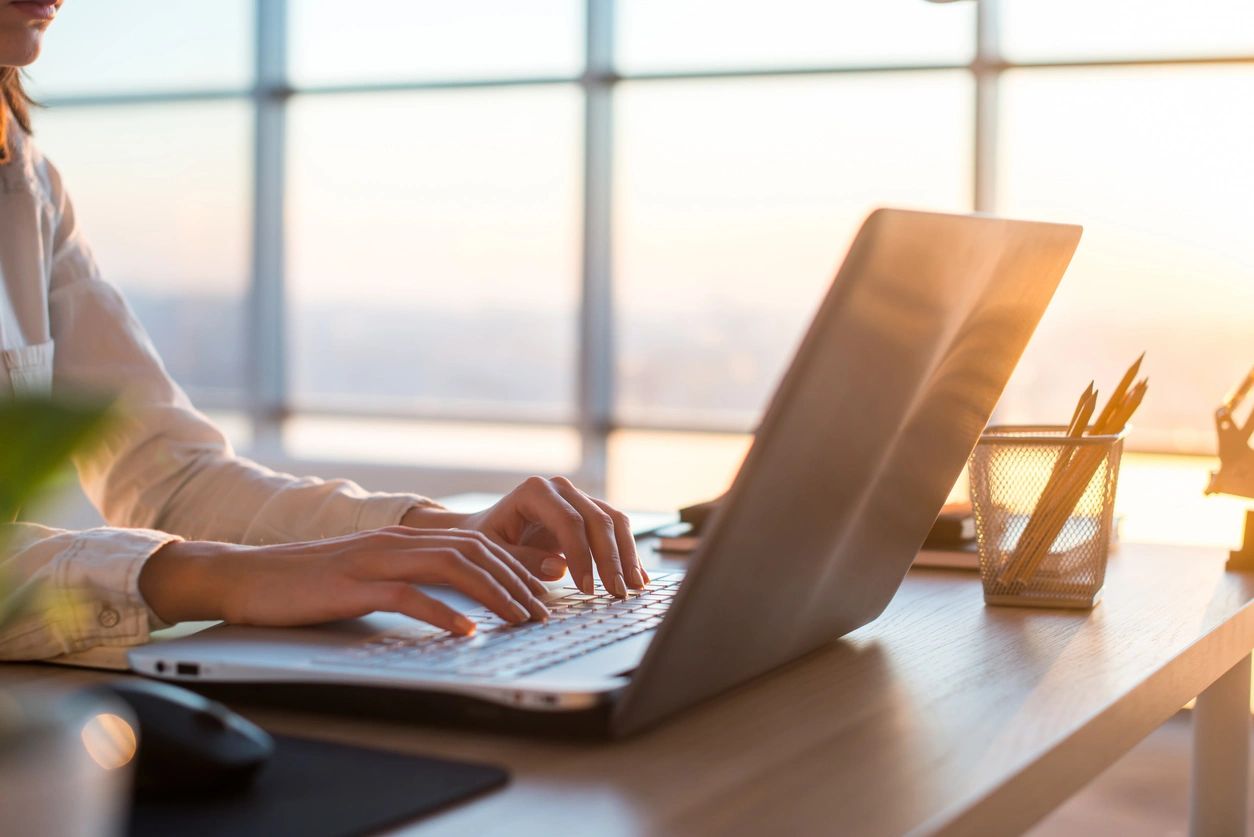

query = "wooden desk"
[{"left": 6, "top": 542, "right": 1253, "bottom": 836}]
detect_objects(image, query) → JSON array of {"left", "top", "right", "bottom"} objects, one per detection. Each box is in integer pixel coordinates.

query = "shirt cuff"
[
  {"left": 353, "top": 494, "right": 444, "bottom": 533},
  {"left": 53, "top": 527, "right": 183, "bottom": 650}
]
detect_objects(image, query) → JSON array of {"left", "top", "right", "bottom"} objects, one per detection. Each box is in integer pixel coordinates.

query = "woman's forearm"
[{"left": 138, "top": 540, "right": 238, "bottom": 625}]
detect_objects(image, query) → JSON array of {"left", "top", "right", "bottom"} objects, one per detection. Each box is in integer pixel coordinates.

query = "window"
[
  {"left": 24, "top": 1, "right": 1254, "bottom": 509},
  {"left": 287, "top": 87, "right": 582, "bottom": 419},
  {"left": 28, "top": 0, "right": 253, "bottom": 97},
  {"left": 615, "top": 72, "right": 972, "bottom": 429},
  {"left": 994, "top": 65, "right": 1254, "bottom": 452},
  {"left": 288, "top": 0, "right": 583, "bottom": 85},
  {"left": 35, "top": 102, "right": 253, "bottom": 399}
]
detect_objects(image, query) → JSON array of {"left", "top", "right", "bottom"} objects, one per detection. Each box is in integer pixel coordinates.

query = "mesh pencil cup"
[{"left": 968, "top": 425, "right": 1125, "bottom": 609}]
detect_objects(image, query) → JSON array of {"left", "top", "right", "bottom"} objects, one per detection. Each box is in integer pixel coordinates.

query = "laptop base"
[{"left": 164, "top": 676, "right": 617, "bottom": 740}]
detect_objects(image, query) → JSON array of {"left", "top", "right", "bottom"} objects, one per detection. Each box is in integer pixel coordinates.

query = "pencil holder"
[{"left": 969, "top": 425, "right": 1125, "bottom": 609}]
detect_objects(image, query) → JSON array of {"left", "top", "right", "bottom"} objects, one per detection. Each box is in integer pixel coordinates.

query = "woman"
[{"left": 0, "top": 0, "right": 645, "bottom": 660}]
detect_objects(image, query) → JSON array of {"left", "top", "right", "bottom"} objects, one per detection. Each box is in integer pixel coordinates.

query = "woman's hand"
[
  {"left": 401, "top": 476, "right": 648, "bottom": 597},
  {"left": 138, "top": 527, "right": 551, "bottom": 635}
]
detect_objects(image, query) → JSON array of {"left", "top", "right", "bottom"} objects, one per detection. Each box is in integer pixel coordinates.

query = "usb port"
[{"left": 175, "top": 662, "right": 200, "bottom": 677}]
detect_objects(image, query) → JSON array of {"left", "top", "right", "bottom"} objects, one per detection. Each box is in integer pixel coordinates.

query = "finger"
[
  {"left": 348, "top": 531, "right": 543, "bottom": 613},
  {"left": 455, "top": 530, "right": 550, "bottom": 599},
  {"left": 500, "top": 543, "right": 568, "bottom": 582},
  {"left": 551, "top": 477, "right": 625, "bottom": 598},
  {"left": 593, "top": 498, "right": 649, "bottom": 589},
  {"left": 432, "top": 533, "right": 549, "bottom": 621},
  {"left": 356, "top": 582, "right": 477, "bottom": 636},
  {"left": 407, "top": 548, "right": 532, "bottom": 624},
  {"left": 515, "top": 476, "right": 599, "bottom": 594}
]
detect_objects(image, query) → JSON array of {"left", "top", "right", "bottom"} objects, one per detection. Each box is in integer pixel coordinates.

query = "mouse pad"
[{"left": 128, "top": 734, "right": 509, "bottom": 837}]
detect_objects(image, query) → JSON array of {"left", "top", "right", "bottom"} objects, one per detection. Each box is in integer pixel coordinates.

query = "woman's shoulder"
[{"left": 0, "top": 112, "right": 59, "bottom": 205}]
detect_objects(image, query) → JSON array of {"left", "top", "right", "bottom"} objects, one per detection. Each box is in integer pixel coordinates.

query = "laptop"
[{"left": 127, "top": 208, "right": 1082, "bottom": 737}]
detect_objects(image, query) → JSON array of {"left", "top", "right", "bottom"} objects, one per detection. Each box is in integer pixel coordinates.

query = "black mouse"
[{"left": 96, "top": 679, "right": 274, "bottom": 796}]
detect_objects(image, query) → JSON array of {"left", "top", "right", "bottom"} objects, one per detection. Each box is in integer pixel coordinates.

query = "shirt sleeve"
[
  {"left": 0, "top": 523, "right": 180, "bottom": 661},
  {"left": 40, "top": 152, "right": 441, "bottom": 546}
]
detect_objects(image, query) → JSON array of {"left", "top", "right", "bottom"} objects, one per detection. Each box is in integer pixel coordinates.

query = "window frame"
[{"left": 34, "top": 0, "right": 1254, "bottom": 493}]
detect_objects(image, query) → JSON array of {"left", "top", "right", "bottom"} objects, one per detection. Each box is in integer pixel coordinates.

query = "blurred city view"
[{"left": 129, "top": 282, "right": 1250, "bottom": 456}]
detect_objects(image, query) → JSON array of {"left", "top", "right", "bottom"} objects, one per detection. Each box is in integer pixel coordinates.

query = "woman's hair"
[
  {"left": 0, "top": 68, "right": 33, "bottom": 163},
  {"left": 0, "top": 68, "right": 34, "bottom": 164},
  {"left": 0, "top": 68, "right": 33, "bottom": 133}
]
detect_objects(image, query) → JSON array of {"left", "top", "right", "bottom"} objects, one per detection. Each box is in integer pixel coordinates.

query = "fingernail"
[
  {"left": 581, "top": 572, "right": 594, "bottom": 594},
  {"left": 541, "top": 557, "right": 567, "bottom": 578},
  {"left": 613, "top": 573, "right": 628, "bottom": 598},
  {"left": 641, "top": 566, "right": 652, "bottom": 584},
  {"left": 627, "top": 565, "right": 646, "bottom": 590},
  {"left": 454, "top": 616, "right": 476, "bottom": 635},
  {"left": 510, "top": 602, "right": 530, "bottom": 622}
]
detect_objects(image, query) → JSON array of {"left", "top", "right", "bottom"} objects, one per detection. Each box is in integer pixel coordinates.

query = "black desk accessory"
[
  {"left": 98, "top": 679, "right": 274, "bottom": 795},
  {"left": 96, "top": 679, "right": 508, "bottom": 835},
  {"left": 128, "top": 732, "right": 509, "bottom": 837}
]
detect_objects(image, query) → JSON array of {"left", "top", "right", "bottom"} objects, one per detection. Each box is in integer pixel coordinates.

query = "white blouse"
[{"left": 0, "top": 115, "right": 436, "bottom": 660}]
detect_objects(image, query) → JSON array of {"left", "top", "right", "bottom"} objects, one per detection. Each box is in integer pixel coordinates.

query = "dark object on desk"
[
  {"left": 678, "top": 496, "right": 974, "bottom": 549},
  {"left": 129, "top": 733, "right": 509, "bottom": 837},
  {"left": 913, "top": 540, "right": 981, "bottom": 571},
  {"left": 656, "top": 534, "right": 703, "bottom": 554},
  {"left": 678, "top": 495, "right": 724, "bottom": 536},
  {"left": 98, "top": 679, "right": 273, "bottom": 796},
  {"left": 1203, "top": 366, "right": 1254, "bottom": 570},
  {"left": 1205, "top": 365, "right": 1254, "bottom": 500},
  {"left": 921, "top": 501, "right": 975, "bottom": 549},
  {"left": 1228, "top": 510, "right": 1254, "bottom": 572}
]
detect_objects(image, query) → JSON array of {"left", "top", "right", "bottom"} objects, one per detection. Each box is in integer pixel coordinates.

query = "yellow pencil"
[
  {"left": 997, "top": 384, "right": 1097, "bottom": 585},
  {"left": 1011, "top": 378, "right": 1148, "bottom": 586},
  {"left": 1093, "top": 353, "right": 1144, "bottom": 432}
]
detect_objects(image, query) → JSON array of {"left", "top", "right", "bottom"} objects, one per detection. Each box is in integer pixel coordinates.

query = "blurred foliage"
[
  {"left": 0, "top": 397, "right": 113, "bottom": 523},
  {"left": 0, "top": 396, "right": 114, "bottom": 630}
]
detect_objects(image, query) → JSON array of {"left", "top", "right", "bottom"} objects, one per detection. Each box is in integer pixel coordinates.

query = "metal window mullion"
[
  {"left": 973, "top": 0, "right": 1002, "bottom": 213},
  {"left": 247, "top": 0, "right": 289, "bottom": 449},
  {"left": 577, "top": 0, "right": 616, "bottom": 492}
]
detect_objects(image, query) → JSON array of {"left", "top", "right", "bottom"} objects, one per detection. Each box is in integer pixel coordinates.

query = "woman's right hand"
[{"left": 137, "top": 527, "right": 552, "bottom": 636}]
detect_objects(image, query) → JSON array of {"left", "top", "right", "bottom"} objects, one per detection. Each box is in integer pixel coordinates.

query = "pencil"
[
  {"left": 1010, "top": 378, "right": 1147, "bottom": 586},
  {"left": 995, "top": 384, "right": 1097, "bottom": 586},
  {"left": 1093, "top": 353, "right": 1144, "bottom": 432}
]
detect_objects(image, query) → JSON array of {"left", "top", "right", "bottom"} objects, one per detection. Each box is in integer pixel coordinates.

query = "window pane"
[
  {"left": 32, "top": 102, "right": 253, "bottom": 396},
  {"left": 1000, "top": 0, "right": 1254, "bottom": 62},
  {"left": 608, "top": 430, "right": 751, "bottom": 512},
  {"left": 615, "top": 73, "right": 973, "bottom": 428},
  {"left": 27, "top": 0, "right": 253, "bottom": 97},
  {"left": 288, "top": 88, "right": 581, "bottom": 416},
  {"left": 289, "top": 0, "right": 583, "bottom": 86},
  {"left": 286, "top": 417, "right": 580, "bottom": 472},
  {"left": 617, "top": 0, "right": 974, "bottom": 74},
  {"left": 996, "top": 66, "right": 1254, "bottom": 453}
]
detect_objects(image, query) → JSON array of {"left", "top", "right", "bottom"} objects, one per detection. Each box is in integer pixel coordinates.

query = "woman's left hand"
[{"left": 401, "top": 476, "right": 647, "bottom": 598}]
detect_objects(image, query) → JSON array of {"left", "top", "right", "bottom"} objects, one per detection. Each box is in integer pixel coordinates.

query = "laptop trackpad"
[{"left": 524, "top": 631, "right": 656, "bottom": 683}]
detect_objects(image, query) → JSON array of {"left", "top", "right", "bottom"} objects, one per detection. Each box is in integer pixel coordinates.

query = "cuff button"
[{"left": 98, "top": 607, "right": 121, "bottom": 629}]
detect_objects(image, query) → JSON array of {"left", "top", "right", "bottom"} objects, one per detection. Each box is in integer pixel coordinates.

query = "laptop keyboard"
[{"left": 314, "top": 573, "right": 682, "bottom": 680}]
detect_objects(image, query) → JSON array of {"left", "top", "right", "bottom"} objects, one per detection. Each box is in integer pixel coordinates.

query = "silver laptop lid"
[{"left": 615, "top": 209, "right": 1082, "bottom": 735}]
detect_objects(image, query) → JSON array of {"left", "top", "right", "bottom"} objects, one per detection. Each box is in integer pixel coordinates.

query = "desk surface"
[{"left": 7, "top": 542, "right": 1254, "bottom": 837}]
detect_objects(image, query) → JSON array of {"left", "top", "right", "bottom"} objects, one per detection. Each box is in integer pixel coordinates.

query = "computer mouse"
[{"left": 96, "top": 678, "right": 274, "bottom": 796}]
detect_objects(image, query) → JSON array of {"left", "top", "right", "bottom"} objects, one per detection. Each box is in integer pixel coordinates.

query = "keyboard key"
[{"left": 318, "top": 583, "right": 679, "bottom": 678}]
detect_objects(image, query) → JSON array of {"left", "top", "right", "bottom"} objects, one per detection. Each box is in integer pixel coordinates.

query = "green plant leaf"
[
  {"left": 0, "top": 395, "right": 114, "bottom": 632},
  {"left": 0, "top": 397, "right": 114, "bottom": 524}
]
